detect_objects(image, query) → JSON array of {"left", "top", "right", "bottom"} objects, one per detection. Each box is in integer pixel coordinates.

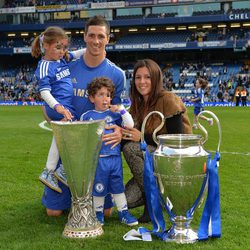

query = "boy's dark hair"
[
  {"left": 85, "top": 15, "right": 110, "bottom": 35},
  {"left": 87, "top": 77, "right": 115, "bottom": 98}
]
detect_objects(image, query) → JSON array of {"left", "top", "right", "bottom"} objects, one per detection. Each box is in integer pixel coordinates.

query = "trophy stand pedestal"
[
  {"left": 63, "top": 225, "right": 103, "bottom": 239},
  {"left": 163, "top": 225, "right": 198, "bottom": 244},
  {"left": 62, "top": 196, "right": 104, "bottom": 239}
]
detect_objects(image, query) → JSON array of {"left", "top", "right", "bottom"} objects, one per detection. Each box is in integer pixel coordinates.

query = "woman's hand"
[
  {"left": 122, "top": 127, "right": 141, "bottom": 142},
  {"left": 102, "top": 124, "right": 122, "bottom": 149}
]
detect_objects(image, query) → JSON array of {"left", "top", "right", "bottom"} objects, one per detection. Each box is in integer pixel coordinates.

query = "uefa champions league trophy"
[
  {"left": 141, "top": 110, "right": 221, "bottom": 244},
  {"left": 51, "top": 120, "right": 105, "bottom": 239}
]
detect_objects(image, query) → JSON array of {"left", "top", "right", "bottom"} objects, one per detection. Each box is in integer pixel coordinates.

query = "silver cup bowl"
[{"left": 154, "top": 134, "right": 209, "bottom": 243}]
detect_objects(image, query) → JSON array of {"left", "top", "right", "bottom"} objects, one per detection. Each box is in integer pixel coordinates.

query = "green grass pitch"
[{"left": 0, "top": 106, "right": 249, "bottom": 250}]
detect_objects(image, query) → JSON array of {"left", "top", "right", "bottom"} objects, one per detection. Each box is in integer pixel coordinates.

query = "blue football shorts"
[
  {"left": 92, "top": 155, "right": 124, "bottom": 197},
  {"left": 194, "top": 106, "right": 204, "bottom": 116}
]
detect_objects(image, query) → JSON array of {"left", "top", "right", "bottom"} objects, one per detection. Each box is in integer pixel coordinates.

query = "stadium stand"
[{"left": 0, "top": 0, "right": 249, "bottom": 104}]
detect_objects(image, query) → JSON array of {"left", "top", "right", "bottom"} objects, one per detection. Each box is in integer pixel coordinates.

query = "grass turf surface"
[{"left": 0, "top": 106, "right": 249, "bottom": 250}]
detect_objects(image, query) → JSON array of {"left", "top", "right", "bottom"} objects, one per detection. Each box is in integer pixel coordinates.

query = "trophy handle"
[
  {"left": 197, "top": 110, "right": 222, "bottom": 152},
  {"left": 141, "top": 111, "right": 165, "bottom": 145}
]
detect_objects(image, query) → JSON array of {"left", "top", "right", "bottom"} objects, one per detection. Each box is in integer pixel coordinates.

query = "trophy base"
[
  {"left": 163, "top": 227, "right": 198, "bottom": 244},
  {"left": 63, "top": 225, "right": 103, "bottom": 239}
]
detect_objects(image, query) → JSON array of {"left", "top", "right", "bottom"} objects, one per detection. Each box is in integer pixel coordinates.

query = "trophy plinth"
[
  {"left": 51, "top": 120, "right": 105, "bottom": 239},
  {"left": 63, "top": 195, "right": 103, "bottom": 238},
  {"left": 163, "top": 216, "right": 199, "bottom": 243}
]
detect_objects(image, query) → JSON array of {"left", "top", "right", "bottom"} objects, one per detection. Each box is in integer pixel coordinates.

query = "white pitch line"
[
  {"left": 37, "top": 121, "right": 250, "bottom": 157},
  {"left": 38, "top": 120, "right": 52, "bottom": 132},
  {"left": 209, "top": 150, "right": 250, "bottom": 156}
]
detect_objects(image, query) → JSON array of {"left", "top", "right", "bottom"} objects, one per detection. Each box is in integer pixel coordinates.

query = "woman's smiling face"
[{"left": 134, "top": 66, "right": 152, "bottom": 102}]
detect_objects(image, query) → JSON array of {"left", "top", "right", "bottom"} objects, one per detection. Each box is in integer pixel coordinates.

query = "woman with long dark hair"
[{"left": 122, "top": 59, "right": 192, "bottom": 222}]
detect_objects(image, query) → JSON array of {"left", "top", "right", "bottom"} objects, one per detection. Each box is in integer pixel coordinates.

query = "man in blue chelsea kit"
[{"left": 42, "top": 15, "right": 125, "bottom": 217}]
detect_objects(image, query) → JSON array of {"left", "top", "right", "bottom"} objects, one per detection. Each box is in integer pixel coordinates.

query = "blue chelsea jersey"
[
  {"left": 35, "top": 58, "right": 75, "bottom": 120},
  {"left": 69, "top": 56, "right": 125, "bottom": 120},
  {"left": 80, "top": 109, "right": 123, "bottom": 156},
  {"left": 194, "top": 88, "right": 204, "bottom": 108}
]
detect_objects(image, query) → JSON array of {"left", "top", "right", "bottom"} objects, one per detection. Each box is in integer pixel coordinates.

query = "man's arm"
[{"left": 41, "top": 106, "right": 51, "bottom": 123}]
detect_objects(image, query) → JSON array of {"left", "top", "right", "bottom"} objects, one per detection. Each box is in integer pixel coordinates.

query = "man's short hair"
[{"left": 85, "top": 15, "right": 110, "bottom": 35}]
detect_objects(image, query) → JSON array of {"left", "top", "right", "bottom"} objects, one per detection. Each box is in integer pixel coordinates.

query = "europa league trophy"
[
  {"left": 141, "top": 110, "right": 221, "bottom": 244},
  {"left": 51, "top": 120, "right": 105, "bottom": 239}
]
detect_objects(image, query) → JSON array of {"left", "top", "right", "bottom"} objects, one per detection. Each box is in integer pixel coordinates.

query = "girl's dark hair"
[
  {"left": 87, "top": 77, "right": 115, "bottom": 98},
  {"left": 197, "top": 77, "right": 208, "bottom": 89},
  {"left": 31, "top": 26, "right": 68, "bottom": 58}
]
